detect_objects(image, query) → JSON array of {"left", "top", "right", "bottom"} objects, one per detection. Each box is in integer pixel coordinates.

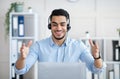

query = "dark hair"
[{"left": 49, "top": 9, "right": 69, "bottom": 21}]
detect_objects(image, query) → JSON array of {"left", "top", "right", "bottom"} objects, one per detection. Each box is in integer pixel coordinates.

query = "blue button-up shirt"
[{"left": 15, "top": 36, "right": 106, "bottom": 74}]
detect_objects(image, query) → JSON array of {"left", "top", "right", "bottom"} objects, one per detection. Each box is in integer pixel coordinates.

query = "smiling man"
[
  {"left": 15, "top": 9, "right": 106, "bottom": 75},
  {"left": 51, "top": 16, "right": 68, "bottom": 45}
]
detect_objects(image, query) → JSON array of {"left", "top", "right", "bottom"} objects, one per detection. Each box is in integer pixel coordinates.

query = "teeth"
[{"left": 56, "top": 32, "right": 61, "bottom": 35}]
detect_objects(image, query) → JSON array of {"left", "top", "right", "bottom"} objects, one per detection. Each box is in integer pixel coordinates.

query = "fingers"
[
  {"left": 89, "top": 39, "right": 94, "bottom": 46},
  {"left": 20, "top": 40, "right": 32, "bottom": 59},
  {"left": 20, "top": 43, "right": 25, "bottom": 52},
  {"left": 22, "top": 43, "right": 25, "bottom": 48},
  {"left": 26, "top": 40, "right": 33, "bottom": 47},
  {"left": 20, "top": 40, "right": 32, "bottom": 53},
  {"left": 89, "top": 39, "right": 99, "bottom": 49},
  {"left": 95, "top": 42, "right": 99, "bottom": 49}
]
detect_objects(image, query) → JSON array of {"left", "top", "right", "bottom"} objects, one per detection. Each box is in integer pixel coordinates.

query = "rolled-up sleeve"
[
  {"left": 14, "top": 65, "right": 27, "bottom": 75},
  {"left": 92, "top": 62, "right": 106, "bottom": 74}
]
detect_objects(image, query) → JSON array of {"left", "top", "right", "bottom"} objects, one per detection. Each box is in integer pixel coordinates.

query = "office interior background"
[{"left": 0, "top": 0, "right": 120, "bottom": 79}]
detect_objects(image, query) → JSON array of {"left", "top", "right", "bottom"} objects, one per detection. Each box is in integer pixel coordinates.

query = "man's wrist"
[
  {"left": 93, "top": 52, "right": 101, "bottom": 60},
  {"left": 94, "top": 55, "right": 101, "bottom": 60}
]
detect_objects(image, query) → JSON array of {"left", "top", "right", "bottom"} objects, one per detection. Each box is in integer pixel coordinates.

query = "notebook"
[{"left": 38, "top": 62, "right": 86, "bottom": 79}]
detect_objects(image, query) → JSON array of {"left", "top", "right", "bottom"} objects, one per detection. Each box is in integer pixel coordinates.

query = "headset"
[{"left": 48, "top": 9, "right": 71, "bottom": 31}]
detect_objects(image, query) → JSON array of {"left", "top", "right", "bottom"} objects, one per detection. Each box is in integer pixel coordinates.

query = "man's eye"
[
  {"left": 53, "top": 24, "right": 57, "bottom": 26},
  {"left": 61, "top": 24, "right": 65, "bottom": 26}
]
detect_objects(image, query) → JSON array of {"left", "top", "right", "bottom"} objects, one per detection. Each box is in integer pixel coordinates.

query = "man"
[{"left": 15, "top": 9, "right": 106, "bottom": 75}]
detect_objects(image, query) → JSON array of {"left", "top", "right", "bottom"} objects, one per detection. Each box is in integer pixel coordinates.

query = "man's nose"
[{"left": 57, "top": 25, "right": 62, "bottom": 30}]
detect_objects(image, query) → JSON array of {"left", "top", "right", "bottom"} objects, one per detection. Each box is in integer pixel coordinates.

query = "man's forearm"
[
  {"left": 16, "top": 57, "right": 25, "bottom": 70},
  {"left": 94, "top": 58, "right": 103, "bottom": 68}
]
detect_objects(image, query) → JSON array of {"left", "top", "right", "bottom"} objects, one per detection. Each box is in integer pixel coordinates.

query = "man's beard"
[{"left": 52, "top": 33, "right": 66, "bottom": 40}]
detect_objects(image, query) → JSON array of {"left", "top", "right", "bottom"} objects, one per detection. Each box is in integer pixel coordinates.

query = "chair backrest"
[{"left": 38, "top": 62, "right": 86, "bottom": 79}]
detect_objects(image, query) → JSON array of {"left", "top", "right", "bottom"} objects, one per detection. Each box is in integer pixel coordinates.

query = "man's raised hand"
[
  {"left": 20, "top": 40, "right": 33, "bottom": 59},
  {"left": 89, "top": 39, "right": 100, "bottom": 58}
]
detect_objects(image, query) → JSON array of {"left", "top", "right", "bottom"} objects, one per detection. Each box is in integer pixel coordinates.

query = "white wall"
[
  {"left": 0, "top": 0, "right": 120, "bottom": 79},
  {"left": 38, "top": 0, "right": 120, "bottom": 39}
]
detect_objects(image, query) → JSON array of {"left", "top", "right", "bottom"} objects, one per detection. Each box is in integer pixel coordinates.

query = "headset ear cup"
[
  {"left": 48, "top": 24, "right": 51, "bottom": 29},
  {"left": 67, "top": 24, "right": 71, "bottom": 31},
  {"left": 67, "top": 26, "right": 71, "bottom": 31}
]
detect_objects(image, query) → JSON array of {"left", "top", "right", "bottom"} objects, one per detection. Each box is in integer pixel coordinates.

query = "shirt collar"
[{"left": 49, "top": 36, "right": 70, "bottom": 47}]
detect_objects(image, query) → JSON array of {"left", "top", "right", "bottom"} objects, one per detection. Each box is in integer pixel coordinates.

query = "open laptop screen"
[{"left": 38, "top": 62, "right": 86, "bottom": 79}]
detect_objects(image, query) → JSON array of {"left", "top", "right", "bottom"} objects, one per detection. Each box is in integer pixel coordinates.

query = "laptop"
[{"left": 38, "top": 62, "right": 86, "bottom": 79}]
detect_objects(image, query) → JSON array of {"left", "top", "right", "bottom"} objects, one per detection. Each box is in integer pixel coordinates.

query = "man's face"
[{"left": 50, "top": 16, "right": 67, "bottom": 40}]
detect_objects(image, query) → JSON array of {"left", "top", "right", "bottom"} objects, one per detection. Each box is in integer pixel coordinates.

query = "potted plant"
[
  {"left": 14, "top": 2, "right": 24, "bottom": 12},
  {"left": 5, "top": 2, "right": 24, "bottom": 36}
]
